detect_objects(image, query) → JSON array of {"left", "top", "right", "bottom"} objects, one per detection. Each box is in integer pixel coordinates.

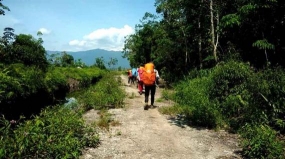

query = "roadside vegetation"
[
  {"left": 0, "top": 65, "right": 125, "bottom": 158},
  {"left": 159, "top": 61, "right": 285, "bottom": 158}
]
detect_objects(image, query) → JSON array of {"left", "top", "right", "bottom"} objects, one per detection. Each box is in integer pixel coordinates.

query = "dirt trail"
[{"left": 80, "top": 75, "right": 242, "bottom": 159}]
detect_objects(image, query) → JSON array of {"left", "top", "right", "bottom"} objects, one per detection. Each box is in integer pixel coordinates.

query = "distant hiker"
[
  {"left": 127, "top": 69, "right": 133, "bottom": 84},
  {"left": 137, "top": 64, "right": 145, "bottom": 95},
  {"left": 131, "top": 67, "right": 138, "bottom": 85},
  {"left": 154, "top": 69, "right": 160, "bottom": 86},
  {"left": 141, "top": 62, "right": 157, "bottom": 110}
]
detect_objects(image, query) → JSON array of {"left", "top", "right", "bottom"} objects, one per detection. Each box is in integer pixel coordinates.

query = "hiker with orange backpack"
[{"left": 141, "top": 62, "right": 157, "bottom": 110}]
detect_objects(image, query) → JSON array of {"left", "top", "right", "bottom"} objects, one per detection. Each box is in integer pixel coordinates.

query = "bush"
[
  {"left": 78, "top": 73, "right": 125, "bottom": 111},
  {"left": 246, "top": 67, "right": 285, "bottom": 132},
  {"left": 209, "top": 61, "right": 253, "bottom": 102},
  {"left": 173, "top": 77, "right": 223, "bottom": 128},
  {"left": 239, "top": 124, "right": 285, "bottom": 159},
  {"left": 207, "top": 61, "right": 254, "bottom": 130},
  {"left": 0, "top": 105, "right": 99, "bottom": 158}
]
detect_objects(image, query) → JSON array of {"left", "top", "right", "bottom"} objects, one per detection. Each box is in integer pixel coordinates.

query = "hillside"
[{"left": 46, "top": 49, "right": 131, "bottom": 69}]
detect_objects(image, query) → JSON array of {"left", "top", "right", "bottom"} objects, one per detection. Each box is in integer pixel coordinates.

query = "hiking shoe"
[
  {"left": 150, "top": 105, "right": 158, "bottom": 109},
  {"left": 144, "top": 103, "right": 148, "bottom": 110}
]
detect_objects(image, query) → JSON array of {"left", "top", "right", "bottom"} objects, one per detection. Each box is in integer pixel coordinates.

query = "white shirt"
[{"left": 154, "top": 69, "right": 159, "bottom": 78}]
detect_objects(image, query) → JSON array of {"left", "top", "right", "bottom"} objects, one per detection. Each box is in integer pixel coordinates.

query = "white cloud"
[
  {"left": 69, "top": 40, "right": 87, "bottom": 46},
  {"left": 38, "top": 28, "right": 51, "bottom": 34},
  {"left": 69, "top": 25, "right": 134, "bottom": 51}
]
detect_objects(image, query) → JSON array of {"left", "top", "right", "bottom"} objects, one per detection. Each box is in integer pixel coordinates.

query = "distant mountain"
[{"left": 46, "top": 49, "right": 130, "bottom": 69}]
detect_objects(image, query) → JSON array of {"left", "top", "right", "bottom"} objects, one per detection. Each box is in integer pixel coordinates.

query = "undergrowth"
[{"left": 0, "top": 106, "right": 99, "bottom": 158}]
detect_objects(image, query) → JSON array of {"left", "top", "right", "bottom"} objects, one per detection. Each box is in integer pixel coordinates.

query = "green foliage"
[
  {"left": 95, "top": 109, "right": 112, "bottom": 131},
  {"left": 0, "top": 64, "right": 46, "bottom": 102},
  {"left": 173, "top": 76, "right": 223, "bottom": 128},
  {"left": 0, "top": 0, "right": 10, "bottom": 16},
  {"left": 0, "top": 64, "right": 104, "bottom": 121},
  {"left": 48, "top": 52, "right": 79, "bottom": 67},
  {"left": 187, "top": 68, "right": 213, "bottom": 80},
  {"left": 252, "top": 39, "right": 275, "bottom": 50},
  {"left": 161, "top": 89, "right": 174, "bottom": 101},
  {"left": 238, "top": 4, "right": 257, "bottom": 15},
  {"left": 60, "top": 51, "right": 74, "bottom": 66},
  {"left": 246, "top": 67, "right": 285, "bottom": 132},
  {"left": 239, "top": 124, "right": 285, "bottom": 159},
  {"left": 12, "top": 34, "right": 48, "bottom": 71},
  {"left": 107, "top": 57, "right": 118, "bottom": 69},
  {"left": 44, "top": 66, "right": 68, "bottom": 95},
  {"left": 0, "top": 67, "right": 22, "bottom": 102},
  {"left": 206, "top": 61, "right": 254, "bottom": 130},
  {"left": 46, "top": 67, "right": 103, "bottom": 89},
  {"left": 158, "top": 105, "right": 185, "bottom": 116},
  {"left": 172, "top": 60, "right": 285, "bottom": 157},
  {"left": 74, "top": 59, "right": 87, "bottom": 68},
  {"left": 209, "top": 61, "right": 252, "bottom": 103},
  {"left": 220, "top": 13, "right": 241, "bottom": 28},
  {"left": 93, "top": 57, "right": 106, "bottom": 69},
  {"left": 0, "top": 105, "right": 99, "bottom": 158},
  {"left": 77, "top": 73, "right": 125, "bottom": 111}
]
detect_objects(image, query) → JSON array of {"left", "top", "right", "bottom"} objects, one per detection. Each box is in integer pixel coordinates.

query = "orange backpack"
[{"left": 142, "top": 63, "right": 156, "bottom": 86}]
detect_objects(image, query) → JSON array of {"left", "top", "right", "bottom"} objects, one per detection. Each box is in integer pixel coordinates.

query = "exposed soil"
[{"left": 80, "top": 75, "right": 242, "bottom": 159}]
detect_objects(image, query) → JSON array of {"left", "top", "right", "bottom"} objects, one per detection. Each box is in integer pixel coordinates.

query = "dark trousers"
[
  {"left": 128, "top": 76, "right": 135, "bottom": 84},
  {"left": 144, "top": 85, "right": 156, "bottom": 105}
]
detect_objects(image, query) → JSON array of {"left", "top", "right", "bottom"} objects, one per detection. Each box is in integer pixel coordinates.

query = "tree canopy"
[{"left": 123, "top": 0, "right": 285, "bottom": 82}]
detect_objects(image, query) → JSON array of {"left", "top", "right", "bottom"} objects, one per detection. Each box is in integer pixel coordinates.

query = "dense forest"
[{"left": 1, "top": 0, "right": 285, "bottom": 158}]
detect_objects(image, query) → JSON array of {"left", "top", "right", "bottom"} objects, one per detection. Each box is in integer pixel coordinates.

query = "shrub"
[
  {"left": 0, "top": 105, "right": 99, "bottom": 158},
  {"left": 158, "top": 105, "right": 185, "bottom": 116},
  {"left": 207, "top": 61, "right": 254, "bottom": 130},
  {"left": 209, "top": 61, "right": 253, "bottom": 103},
  {"left": 173, "top": 77, "right": 223, "bottom": 128},
  {"left": 187, "top": 68, "right": 213, "bottom": 79},
  {"left": 78, "top": 73, "right": 125, "bottom": 111},
  {"left": 246, "top": 67, "right": 285, "bottom": 132},
  {"left": 161, "top": 89, "right": 174, "bottom": 101},
  {"left": 239, "top": 124, "right": 285, "bottom": 159}
]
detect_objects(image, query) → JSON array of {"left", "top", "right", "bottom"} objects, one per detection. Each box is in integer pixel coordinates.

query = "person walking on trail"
[
  {"left": 137, "top": 64, "right": 145, "bottom": 95},
  {"left": 131, "top": 68, "right": 138, "bottom": 85},
  {"left": 141, "top": 62, "right": 157, "bottom": 110},
  {"left": 154, "top": 69, "right": 160, "bottom": 86},
  {"left": 127, "top": 69, "right": 133, "bottom": 85}
]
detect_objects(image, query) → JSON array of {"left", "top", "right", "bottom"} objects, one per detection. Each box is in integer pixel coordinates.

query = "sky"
[{"left": 0, "top": 0, "right": 157, "bottom": 52}]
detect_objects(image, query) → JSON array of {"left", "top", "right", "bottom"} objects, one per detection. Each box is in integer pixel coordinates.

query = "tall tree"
[
  {"left": 60, "top": 51, "right": 74, "bottom": 67},
  {"left": 93, "top": 57, "right": 106, "bottom": 69},
  {"left": 0, "top": 0, "right": 10, "bottom": 16},
  {"left": 0, "top": 27, "right": 15, "bottom": 63},
  {"left": 107, "top": 57, "right": 118, "bottom": 69},
  {"left": 12, "top": 34, "right": 48, "bottom": 71}
]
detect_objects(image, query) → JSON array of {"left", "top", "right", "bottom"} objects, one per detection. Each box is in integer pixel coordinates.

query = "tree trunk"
[
  {"left": 210, "top": 0, "right": 218, "bottom": 62},
  {"left": 198, "top": 18, "right": 202, "bottom": 68},
  {"left": 182, "top": 28, "right": 188, "bottom": 66}
]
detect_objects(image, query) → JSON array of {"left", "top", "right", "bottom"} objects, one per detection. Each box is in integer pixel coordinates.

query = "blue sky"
[{"left": 0, "top": 0, "right": 157, "bottom": 51}]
